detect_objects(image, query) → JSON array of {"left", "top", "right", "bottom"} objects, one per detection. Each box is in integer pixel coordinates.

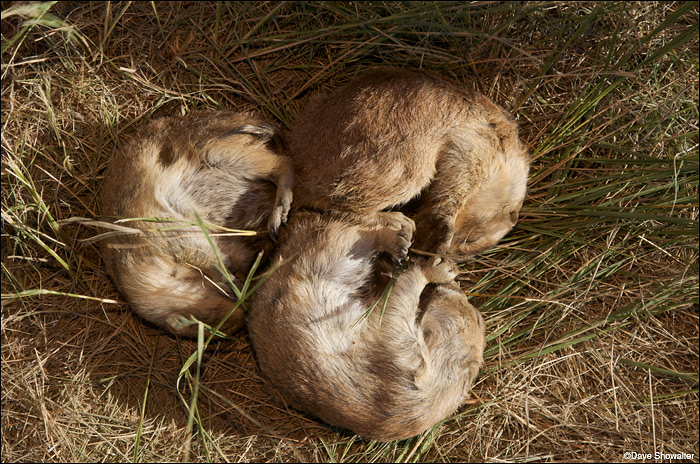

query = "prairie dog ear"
[
  {"left": 219, "top": 123, "right": 276, "bottom": 142},
  {"left": 461, "top": 356, "right": 481, "bottom": 397},
  {"left": 420, "top": 303, "right": 452, "bottom": 349},
  {"left": 413, "top": 356, "right": 431, "bottom": 390}
]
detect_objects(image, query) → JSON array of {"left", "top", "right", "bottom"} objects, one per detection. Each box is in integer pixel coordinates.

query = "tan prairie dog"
[
  {"left": 288, "top": 68, "right": 531, "bottom": 257},
  {"left": 247, "top": 211, "right": 485, "bottom": 442},
  {"left": 100, "top": 112, "right": 293, "bottom": 336}
]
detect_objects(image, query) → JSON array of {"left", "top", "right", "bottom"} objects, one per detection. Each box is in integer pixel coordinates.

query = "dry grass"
[{"left": 2, "top": 1, "right": 698, "bottom": 462}]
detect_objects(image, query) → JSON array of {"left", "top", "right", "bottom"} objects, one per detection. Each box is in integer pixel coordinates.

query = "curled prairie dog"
[
  {"left": 100, "top": 112, "right": 293, "bottom": 336},
  {"left": 247, "top": 211, "right": 485, "bottom": 442},
  {"left": 288, "top": 68, "right": 530, "bottom": 257}
]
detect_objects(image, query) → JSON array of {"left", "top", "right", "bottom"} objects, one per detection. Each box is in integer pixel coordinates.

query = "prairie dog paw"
[
  {"left": 375, "top": 211, "right": 415, "bottom": 232},
  {"left": 422, "top": 257, "right": 458, "bottom": 284},
  {"left": 268, "top": 188, "right": 293, "bottom": 240},
  {"left": 375, "top": 213, "right": 415, "bottom": 263}
]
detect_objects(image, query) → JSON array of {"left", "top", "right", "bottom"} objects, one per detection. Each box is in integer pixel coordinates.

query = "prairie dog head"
[
  {"left": 413, "top": 94, "right": 531, "bottom": 258},
  {"left": 451, "top": 151, "right": 529, "bottom": 255},
  {"left": 416, "top": 281, "right": 486, "bottom": 399}
]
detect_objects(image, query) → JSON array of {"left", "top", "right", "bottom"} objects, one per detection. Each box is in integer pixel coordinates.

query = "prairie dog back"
[
  {"left": 100, "top": 112, "right": 294, "bottom": 336},
  {"left": 248, "top": 212, "right": 485, "bottom": 441},
  {"left": 288, "top": 68, "right": 531, "bottom": 257}
]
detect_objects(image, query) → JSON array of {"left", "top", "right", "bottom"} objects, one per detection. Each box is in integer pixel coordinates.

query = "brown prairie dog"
[
  {"left": 100, "top": 112, "right": 293, "bottom": 336},
  {"left": 288, "top": 68, "right": 531, "bottom": 257},
  {"left": 247, "top": 211, "right": 485, "bottom": 442}
]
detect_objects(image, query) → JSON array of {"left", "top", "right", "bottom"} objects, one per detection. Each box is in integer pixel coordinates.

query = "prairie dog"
[
  {"left": 247, "top": 212, "right": 485, "bottom": 441},
  {"left": 288, "top": 68, "right": 530, "bottom": 257},
  {"left": 100, "top": 112, "right": 294, "bottom": 336}
]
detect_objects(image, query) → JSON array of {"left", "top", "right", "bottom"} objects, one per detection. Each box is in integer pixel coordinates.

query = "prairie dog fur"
[
  {"left": 100, "top": 112, "right": 294, "bottom": 336},
  {"left": 288, "top": 68, "right": 531, "bottom": 257},
  {"left": 247, "top": 211, "right": 485, "bottom": 441}
]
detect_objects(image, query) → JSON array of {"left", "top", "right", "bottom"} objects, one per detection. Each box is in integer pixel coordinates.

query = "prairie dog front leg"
[
  {"left": 374, "top": 257, "right": 459, "bottom": 329},
  {"left": 370, "top": 212, "right": 416, "bottom": 263},
  {"left": 267, "top": 155, "right": 294, "bottom": 239},
  {"left": 421, "top": 257, "right": 459, "bottom": 284},
  {"left": 205, "top": 124, "right": 294, "bottom": 239}
]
